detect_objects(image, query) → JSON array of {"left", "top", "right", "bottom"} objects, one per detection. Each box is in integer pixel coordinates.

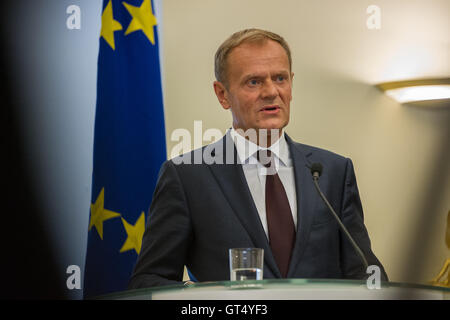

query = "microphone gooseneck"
[{"left": 309, "top": 163, "right": 369, "bottom": 271}]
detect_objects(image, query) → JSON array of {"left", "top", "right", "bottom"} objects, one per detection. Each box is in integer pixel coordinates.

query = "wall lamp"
[{"left": 376, "top": 78, "right": 450, "bottom": 106}]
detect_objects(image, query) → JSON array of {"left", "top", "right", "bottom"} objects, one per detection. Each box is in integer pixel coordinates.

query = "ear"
[
  {"left": 289, "top": 72, "right": 294, "bottom": 101},
  {"left": 213, "top": 81, "right": 231, "bottom": 110}
]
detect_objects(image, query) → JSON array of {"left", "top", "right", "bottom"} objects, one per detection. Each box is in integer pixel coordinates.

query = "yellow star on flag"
[
  {"left": 122, "top": 0, "right": 158, "bottom": 45},
  {"left": 89, "top": 188, "right": 121, "bottom": 240},
  {"left": 119, "top": 211, "right": 146, "bottom": 255},
  {"left": 100, "top": 0, "right": 123, "bottom": 50}
]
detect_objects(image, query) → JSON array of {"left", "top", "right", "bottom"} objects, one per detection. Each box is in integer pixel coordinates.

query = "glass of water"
[{"left": 229, "top": 248, "right": 264, "bottom": 281}]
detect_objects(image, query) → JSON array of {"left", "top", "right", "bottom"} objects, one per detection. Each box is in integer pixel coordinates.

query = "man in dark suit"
[{"left": 129, "top": 29, "right": 387, "bottom": 288}]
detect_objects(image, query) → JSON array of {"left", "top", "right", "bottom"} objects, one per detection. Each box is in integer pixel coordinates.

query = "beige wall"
[{"left": 160, "top": 0, "right": 449, "bottom": 284}]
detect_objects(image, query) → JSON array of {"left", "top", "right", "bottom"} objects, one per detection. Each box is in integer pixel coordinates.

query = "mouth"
[{"left": 260, "top": 105, "right": 281, "bottom": 114}]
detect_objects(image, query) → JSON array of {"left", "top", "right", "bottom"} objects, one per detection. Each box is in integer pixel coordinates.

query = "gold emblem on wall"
[{"left": 430, "top": 210, "right": 450, "bottom": 287}]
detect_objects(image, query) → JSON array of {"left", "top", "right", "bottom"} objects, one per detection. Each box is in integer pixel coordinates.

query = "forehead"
[{"left": 226, "top": 40, "right": 290, "bottom": 77}]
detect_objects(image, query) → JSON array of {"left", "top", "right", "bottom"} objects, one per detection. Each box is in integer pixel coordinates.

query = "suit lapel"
[
  {"left": 207, "top": 132, "right": 281, "bottom": 278},
  {"left": 285, "top": 134, "right": 318, "bottom": 278}
]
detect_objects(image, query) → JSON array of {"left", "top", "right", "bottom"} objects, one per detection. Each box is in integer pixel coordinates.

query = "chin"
[{"left": 258, "top": 120, "right": 288, "bottom": 131}]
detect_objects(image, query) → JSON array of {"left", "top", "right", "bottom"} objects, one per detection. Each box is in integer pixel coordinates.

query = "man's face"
[{"left": 214, "top": 40, "right": 293, "bottom": 133}]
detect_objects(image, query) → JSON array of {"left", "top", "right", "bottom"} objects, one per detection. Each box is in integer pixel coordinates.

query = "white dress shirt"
[{"left": 229, "top": 128, "right": 298, "bottom": 239}]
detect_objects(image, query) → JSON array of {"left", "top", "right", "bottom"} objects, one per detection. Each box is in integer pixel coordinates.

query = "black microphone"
[{"left": 310, "top": 163, "right": 369, "bottom": 271}]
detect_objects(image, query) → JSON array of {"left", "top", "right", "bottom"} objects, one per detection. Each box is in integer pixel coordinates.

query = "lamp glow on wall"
[{"left": 376, "top": 78, "right": 450, "bottom": 107}]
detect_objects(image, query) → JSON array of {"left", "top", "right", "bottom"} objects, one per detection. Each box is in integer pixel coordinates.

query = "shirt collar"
[{"left": 229, "top": 127, "right": 291, "bottom": 167}]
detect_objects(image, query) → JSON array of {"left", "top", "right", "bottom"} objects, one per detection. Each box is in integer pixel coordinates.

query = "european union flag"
[{"left": 84, "top": 0, "right": 166, "bottom": 298}]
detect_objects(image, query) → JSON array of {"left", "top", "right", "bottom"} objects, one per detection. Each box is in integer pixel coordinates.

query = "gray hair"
[{"left": 214, "top": 28, "right": 292, "bottom": 86}]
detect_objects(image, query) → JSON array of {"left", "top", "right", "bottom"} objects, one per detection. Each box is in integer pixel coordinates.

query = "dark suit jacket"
[{"left": 129, "top": 132, "right": 387, "bottom": 288}]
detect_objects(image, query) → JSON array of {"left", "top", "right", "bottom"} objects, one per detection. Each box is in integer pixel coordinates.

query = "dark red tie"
[{"left": 258, "top": 150, "right": 296, "bottom": 278}]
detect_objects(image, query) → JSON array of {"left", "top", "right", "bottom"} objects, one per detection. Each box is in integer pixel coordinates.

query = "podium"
[{"left": 100, "top": 279, "right": 450, "bottom": 300}]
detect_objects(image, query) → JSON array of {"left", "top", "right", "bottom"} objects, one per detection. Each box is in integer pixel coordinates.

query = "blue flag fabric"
[{"left": 84, "top": 0, "right": 166, "bottom": 298}]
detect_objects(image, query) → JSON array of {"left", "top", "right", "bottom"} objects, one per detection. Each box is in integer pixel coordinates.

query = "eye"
[
  {"left": 275, "top": 75, "right": 286, "bottom": 82},
  {"left": 248, "top": 79, "right": 260, "bottom": 86}
]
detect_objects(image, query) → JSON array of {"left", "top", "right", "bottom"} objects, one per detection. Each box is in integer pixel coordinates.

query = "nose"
[{"left": 261, "top": 79, "right": 279, "bottom": 100}]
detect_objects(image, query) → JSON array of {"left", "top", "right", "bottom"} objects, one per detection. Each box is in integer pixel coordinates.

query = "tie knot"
[{"left": 257, "top": 150, "right": 273, "bottom": 168}]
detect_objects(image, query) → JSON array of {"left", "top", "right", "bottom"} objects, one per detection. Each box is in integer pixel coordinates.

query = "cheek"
[
  {"left": 236, "top": 93, "right": 256, "bottom": 111},
  {"left": 282, "top": 87, "right": 293, "bottom": 101}
]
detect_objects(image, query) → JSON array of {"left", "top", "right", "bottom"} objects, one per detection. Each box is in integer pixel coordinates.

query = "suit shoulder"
[
  {"left": 167, "top": 135, "right": 227, "bottom": 166},
  {"left": 289, "top": 140, "right": 355, "bottom": 183},
  {"left": 292, "top": 140, "right": 349, "bottom": 162}
]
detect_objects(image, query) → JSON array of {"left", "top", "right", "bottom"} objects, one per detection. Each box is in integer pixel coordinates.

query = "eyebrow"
[{"left": 241, "top": 70, "right": 290, "bottom": 83}]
